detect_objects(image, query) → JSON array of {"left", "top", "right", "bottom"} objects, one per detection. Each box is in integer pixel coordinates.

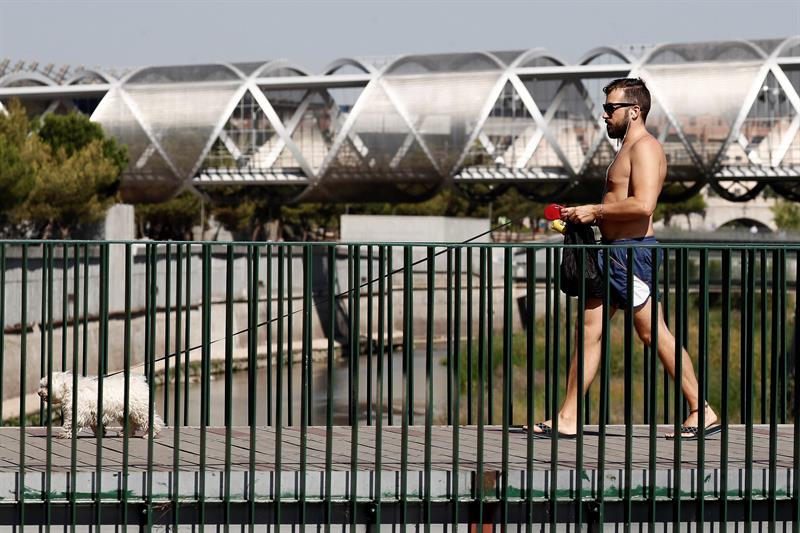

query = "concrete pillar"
[{"left": 103, "top": 204, "right": 134, "bottom": 311}]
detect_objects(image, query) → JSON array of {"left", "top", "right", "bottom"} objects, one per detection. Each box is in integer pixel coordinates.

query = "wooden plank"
[{"left": 0, "top": 424, "right": 789, "bottom": 475}]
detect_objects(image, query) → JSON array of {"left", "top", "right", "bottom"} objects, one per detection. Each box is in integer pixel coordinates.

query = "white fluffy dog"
[{"left": 38, "top": 371, "right": 163, "bottom": 438}]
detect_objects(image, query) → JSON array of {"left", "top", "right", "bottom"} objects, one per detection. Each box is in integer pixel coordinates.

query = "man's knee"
[
  {"left": 636, "top": 328, "right": 652, "bottom": 347},
  {"left": 582, "top": 319, "right": 606, "bottom": 346},
  {"left": 634, "top": 315, "right": 653, "bottom": 346},
  {"left": 632, "top": 298, "right": 659, "bottom": 346},
  {"left": 581, "top": 298, "right": 607, "bottom": 344}
]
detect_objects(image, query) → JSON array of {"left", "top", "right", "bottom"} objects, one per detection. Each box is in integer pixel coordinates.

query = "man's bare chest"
[{"left": 604, "top": 157, "right": 632, "bottom": 196}]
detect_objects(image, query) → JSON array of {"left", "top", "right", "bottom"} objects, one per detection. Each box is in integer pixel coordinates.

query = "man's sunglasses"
[{"left": 603, "top": 102, "right": 637, "bottom": 114}]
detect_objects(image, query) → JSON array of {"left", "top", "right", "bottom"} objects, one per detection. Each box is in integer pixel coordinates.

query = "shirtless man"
[{"left": 533, "top": 78, "right": 719, "bottom": 440}]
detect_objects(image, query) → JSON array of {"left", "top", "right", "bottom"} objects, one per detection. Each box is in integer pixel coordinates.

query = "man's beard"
[{"left": 606, "top": 118, "right": 629, "bottom": 139}]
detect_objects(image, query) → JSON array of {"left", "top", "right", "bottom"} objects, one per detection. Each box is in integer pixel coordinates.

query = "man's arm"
[{"left": 561, "top": 139, "right": 663, "bottom": 224}]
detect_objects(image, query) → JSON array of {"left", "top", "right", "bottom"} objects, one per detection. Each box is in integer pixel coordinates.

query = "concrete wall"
[
  {"left": 0, "top": 243, "right": 550, "bottom": 331},
  {"left": 103, "top": 204, "right": 135, "bottom": 240},
  {"left": 341, "top": 215, "right": 491, "bottom": 243},
  {"left": 0, "top": 244, "right": 546, "bottom": 417}
]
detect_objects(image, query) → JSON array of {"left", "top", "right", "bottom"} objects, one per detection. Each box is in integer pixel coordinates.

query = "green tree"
[
  {"left": 205, "top": 184, "right": 547, "bottom": 241},
  {"left": 771, "top": 200, "right": 800, "bottom": 231},
  {"left": 212, "top": 199, "right": 257, "bottom": 238},
  {"left": 654, "top": 192, "right": 707, "bottom": 229},
  {"left": 0, "top": 101, "right": 129, "bottom": 237},
  {"left": 0, "top": 100, "right": 41, "bottom": 222},
  {"left": 278, "top": 202, "right": 342, "bottom": 241},
  {"left": 135, "top": 191, "right": 202, "bottom": 240},
  {"left": 386, "top": 187, "right": 473, "bottom": 217},
  {"left": 15, "top": 141, "right": 120, "bottom": 237},
  {"left": 206, "top": 186, "right": 262, "bottom": 239},
  {"left": 37, "top": 111, "right": 127, "bottom": 193},
  {"left": 490, "top": 188, "right": 545, "bottom": 232},
  {"left": 206, "top": 185, "right": 315, "bottom": 240}
]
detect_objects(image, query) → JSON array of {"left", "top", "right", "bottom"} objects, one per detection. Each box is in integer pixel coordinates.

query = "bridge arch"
[
  {"left": 578, "top": 46, "right": 636, "bottom": 66},
  {"left": 3, "top": 37, "right": 799, "bottom": 204},
  {"left": 717, "top": 217, "right": 774, "bottom": 232}
]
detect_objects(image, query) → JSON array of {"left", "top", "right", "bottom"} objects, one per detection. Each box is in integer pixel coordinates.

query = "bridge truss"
[{"left": 1, "top": 37, "right": 799, "bottom": 203}]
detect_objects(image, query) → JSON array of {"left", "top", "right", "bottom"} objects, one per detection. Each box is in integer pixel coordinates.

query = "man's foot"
[
  {"left": 525, "top": 416, "right": 578, "bottom": 438},
  {"left": 527, "top": 422, "right": 577, "bottom": 440},
  {"left": 665, "top": 402, "right": 720, "bottom": 440}
]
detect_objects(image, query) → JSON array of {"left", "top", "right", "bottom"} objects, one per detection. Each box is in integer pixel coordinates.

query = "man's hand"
[{"left": 560, "top": 204, "right": 599, "bottom": 224}]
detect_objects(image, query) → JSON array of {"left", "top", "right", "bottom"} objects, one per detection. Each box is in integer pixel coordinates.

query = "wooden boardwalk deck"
[
  {"left": 5, "top": 424, "right": 794, "bottom": 473},
  {"left": 0, "top": 425, "right": 793, "bottom": 526},
  {"left": 0, "top": 424, "right": 788, "bottom": 503}
]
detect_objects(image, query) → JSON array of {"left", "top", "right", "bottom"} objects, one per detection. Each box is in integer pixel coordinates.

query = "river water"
[{"left": 154, "top": 348, "right": 451, "bottom": 427}]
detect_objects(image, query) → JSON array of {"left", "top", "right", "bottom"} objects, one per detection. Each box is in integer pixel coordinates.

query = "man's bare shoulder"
[{"left": 629, "top": 134, "right": 664, "bottom": 159}]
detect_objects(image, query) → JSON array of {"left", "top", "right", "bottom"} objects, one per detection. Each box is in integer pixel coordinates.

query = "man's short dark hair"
[{"left": 603, "top": 78, "right": 651, "bottom": 122}]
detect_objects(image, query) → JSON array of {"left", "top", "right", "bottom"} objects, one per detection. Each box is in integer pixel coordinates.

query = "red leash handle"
[{"left": 544, "top": 203, "right": 564, "bottom": 221}]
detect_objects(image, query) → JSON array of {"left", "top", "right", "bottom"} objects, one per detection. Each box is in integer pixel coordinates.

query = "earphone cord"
[{"left": 602, "top": 111, "right": 632, "bottom": 201}]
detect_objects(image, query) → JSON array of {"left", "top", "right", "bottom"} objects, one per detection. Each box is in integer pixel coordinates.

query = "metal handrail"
[{"left": 0, "top": 239, "right": 796, "bottom": 528}]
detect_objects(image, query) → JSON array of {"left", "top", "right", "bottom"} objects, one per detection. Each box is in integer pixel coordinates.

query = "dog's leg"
[
  {"left": 130, "top": 412, "right": 151, "bottom": 438},
  {"left": 58, "top": 422, "right": 72, "bottom": 439},
  {"left": 90, "top": 421, "right": 107, "bottom": 438},
  {"left": 57, "top": 405, "right": 73, "bottom": 439},
  {"left": 150, "top": 413, "right": 164, "bottom": 438}
]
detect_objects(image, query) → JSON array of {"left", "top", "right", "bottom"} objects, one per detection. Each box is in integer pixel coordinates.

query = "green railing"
[{"left": 0, "top": 240, "right": 797, "bottom": 529}]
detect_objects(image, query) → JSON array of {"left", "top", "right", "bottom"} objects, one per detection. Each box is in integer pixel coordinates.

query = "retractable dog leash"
[{"left": 107, "top": 214, "right": 543, "bottom": 378}]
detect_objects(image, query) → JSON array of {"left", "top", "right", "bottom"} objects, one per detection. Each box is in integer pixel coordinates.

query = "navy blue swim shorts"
[{"left": 596, "top": 236, "right": 662, "bottom": 308}]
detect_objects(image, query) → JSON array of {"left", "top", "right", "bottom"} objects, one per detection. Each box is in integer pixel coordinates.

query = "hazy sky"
[{"left": 1, "top": 0, "right": 798, "bottom": 73}]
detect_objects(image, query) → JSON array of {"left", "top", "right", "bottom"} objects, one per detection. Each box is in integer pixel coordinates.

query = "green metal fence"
[{"left": 0, "top": 240, "right": 797, "bottom": 530}]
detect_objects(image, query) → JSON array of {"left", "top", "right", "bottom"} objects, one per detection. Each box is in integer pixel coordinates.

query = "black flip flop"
[
  {"left": 530, "top": 422, "right": 577, "bottom": 440},
  {"left": 665, "top": 424, "right": 722, "bottom": 440}
]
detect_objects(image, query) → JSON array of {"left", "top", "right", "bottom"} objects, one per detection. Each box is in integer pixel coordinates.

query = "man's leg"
[
  {"left": 632, "top": 298, "right": 718, "bottom": 433},
  {"left": 533, "top": 297, "right": 613, "bottom": 435}
]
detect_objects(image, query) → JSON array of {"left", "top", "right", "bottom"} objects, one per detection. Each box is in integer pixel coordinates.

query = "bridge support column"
[{"left": 470, "top": 470, "right": 498, "bottom": 533}]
